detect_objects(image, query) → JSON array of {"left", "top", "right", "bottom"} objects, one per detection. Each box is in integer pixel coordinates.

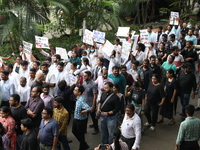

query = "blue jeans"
[
  {"left": 57, "top": 135, "right": 70, "bottom": 150},
  {"left": 180, "top": 93, "right": 190, "bottom": 118},
  {"left": 100, "top": 115, "right": 117, "bottom": 144}
]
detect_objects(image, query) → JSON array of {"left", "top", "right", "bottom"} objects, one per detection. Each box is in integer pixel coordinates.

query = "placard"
[
  {"left": 83, "top": 29, "right": 94, "bottom": 45},
  {"left": 56, "top": 47, "right": 68, "bottom": 60},
  {"left": 93, "top": 30, "right": 105, "bottom": 43},
  {"left": 101, "top": 40, "right": 114, "bottom": 57},
  {"left": 131, "top": 35, "right": 139, "bottom": 53},
  {"left": 23, "top": 41, "right": 33, "bottom": 56},
  {"left": 35, "top": 36, "right": 49, "bottom": 49},
  {"left": 139, "top": 29, "right": 150, "bottom": 46},
  {"left": 122, "top": 41, "right": 132, "bottom": 62},
  {"left": 116, "top": 27, "right": 130, "bottom": 37},
  {"left": 169, "top": 11, "right": 179, "bottom": 25}
]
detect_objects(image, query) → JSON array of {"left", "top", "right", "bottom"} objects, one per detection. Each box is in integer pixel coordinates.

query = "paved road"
[{"left": 67, "top": 97, "right": 200, "bottom": 150}]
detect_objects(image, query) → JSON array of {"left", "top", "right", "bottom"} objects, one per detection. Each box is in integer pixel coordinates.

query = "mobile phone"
[{"left": 100, "top": 144, "right": 107, "bottom": 150}]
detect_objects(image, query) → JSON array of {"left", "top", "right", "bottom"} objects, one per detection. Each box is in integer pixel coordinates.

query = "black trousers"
[
  {"left": 72, "top": 119, "right": 88, "bottom": 149},
  {"left": 180, "top": 141, "right": 199, "bottom": 150},
  {"left": 145, "top": 102, "right": 159, "bottom": 127},
  {"left": 88, "top": 110, "right": 99, "bottom": 130},
  {"left": 121, "top": 136, "right": 135, "bottom": 150}
]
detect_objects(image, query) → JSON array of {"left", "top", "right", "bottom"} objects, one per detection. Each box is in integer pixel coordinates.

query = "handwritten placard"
[
  {"left": 35, "top": 36, "right": 49, "bottom": 49},
  {"left": 93, "top": 30, "right": 105, "bottom": 43},
  {"left": 169, "top": 11, "right": 179, "bottom": 25},
  {"left": 56, "top": 47, "right": 68, "bottom": 60},
  {"left": 83, "top": 29, "right": 94, "bottom": 45},
  {"left": 116, "top": 27, "right": 130, "bottom": 37},
  {"left": 139, "top": 29, "right": 150, "bottom": 46}
]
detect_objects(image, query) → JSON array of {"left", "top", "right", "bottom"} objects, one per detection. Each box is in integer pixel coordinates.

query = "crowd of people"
[{"left": 0, "top": 21, "right": 200, "bottom": 150}]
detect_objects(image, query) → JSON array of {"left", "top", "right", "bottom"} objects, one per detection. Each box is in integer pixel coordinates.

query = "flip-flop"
[
  {"left": 149, "top": 126, "right": 155, "bottom": 131},
  {"left": 144, "top": 122, "right": 152, "bottom": 127}
]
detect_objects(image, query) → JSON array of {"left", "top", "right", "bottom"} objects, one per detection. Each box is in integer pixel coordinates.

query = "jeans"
[
  {"left": 100, "top": 115, "right": 117, "bottom": 144},
  {"left": 57, "top": 135, "right": 70, "bottom": 150},
  {"left": 145, "top": 102, "right": 159, "bottom": 127},
  {"left": 180, "top": 93, "right": 190, "bottom": 118}
]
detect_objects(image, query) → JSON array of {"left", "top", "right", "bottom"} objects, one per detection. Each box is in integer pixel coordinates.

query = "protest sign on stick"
[
  {"left": 56, "top": 47, "right": 68, "bottom": 60},
  {"left": 35, "top": 36, "right": 49, "bottom": 49},
  {"left": 116, "top": 27, "right": 130, "bottom": 37},
  {"left": 23, "top": 41, "right": 32, "bottom": 60},
  {"left": 169, "top": 11, "right": 179, "bottom": 25},
  {"left": 139, "top": 29, "right": 150, "bottom": 46},
  {"left": 83, "top": 29, "right": 94, "bottom": 45},
  {"left": 93, "top": 30, "right": 105, "bottom": 43}
]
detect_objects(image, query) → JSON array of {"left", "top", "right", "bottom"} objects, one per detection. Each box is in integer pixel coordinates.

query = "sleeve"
[
  {"left": 49, "top": 74, "right": 56, "bottom": 84},
  {"left": 142, "top": 90, "right": 145, "bottom": 99},
  {"left": 194, "top": 38, "right": 197, "bottom": 45},
  {"left": 99, "top": 92, "right": 105, "bottom": 104},
  {"left": 176, "top": 123, "right": 185, "bottom": 145},
  {"left": 10, "top": 83, "right": 15, "bottom": 95},
  {"left": 40, "top": 50, "right": 50, "bottom": 57},
  {"left": 59, "top": 112, "right": 68, "bottom": 134},
  {"left": 120, "top": 96, "right": 125, "bottom": 115},
  {"left": 21, "top": 108, "right": 28, "bottom": 119},
  {"left": 192, "top": 74, "right": 197, "bottom": 92},
  {"left": 51, "top": 98, "right": 54, "bottom": 109},
  {"left": 52, "top": 121, "right": 59, "bottom": 136},
  {"left": 173, "top": 80, "right": 178, "bottom": 90},
  {"left": 92, "top": 83, "right": 98, "bottom": 94},
  {"left": 6, "top": 119, "right": 16, "bottom": 138},
  {"left": 121, "top": 75, "right": 127, "bottom": 94},
  {"left": 24, "top": 99, "right": 30, "bottom": 109},
  {"left": 82, "top": 101, "right": 91, "bottom": 111},
  {"left": 193, "top": 50, "right": 198, "bottom": 61},
  {"left": 132, "top": 117, "right": 141, "bottom": 149},
  {"left": 172, "top": 65, "right": 177, "bottom": 74}
]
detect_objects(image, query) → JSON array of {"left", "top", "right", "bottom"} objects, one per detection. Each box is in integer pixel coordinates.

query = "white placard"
[
  {"left": 116, "top": 27, "right": 130, "bottom": 37},
  {"left": 93, "top": 30, "right": 105, "bottom": 43},
  {"left": 101, "top": 40, "right": 114, "bottom": 57},
  {"left": 139, "top": 29, "right": 150, "bottom": 46},
  {"left": 23, "top": 41, "right": 32, "bottom": 60},
  {"left": 122, "top": 41, "right": 132, "bottom": 62},
  {"left": 83, "top": 29, "right": 94, "bottom": 45},
  {"left": 131, "top": 35, "right": 139, "bottom": 53},
  {"left": 35, "top": 36, "right": 49, "bottom": 49},
  {"left": 56, "top": 47, "right": 68, "bottom": 60},
  {"left": 169, "top": 12, "right": 179, "bottom": 25}
]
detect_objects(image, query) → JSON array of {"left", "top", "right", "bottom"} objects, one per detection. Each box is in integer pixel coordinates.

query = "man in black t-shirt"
[{"left": 9, "top": 94, "right": 28, "bottom": 150}]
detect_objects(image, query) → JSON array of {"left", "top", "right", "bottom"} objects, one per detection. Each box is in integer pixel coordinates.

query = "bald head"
[{"left": 36, "top": 72, "right": 44, "bottom": 82}]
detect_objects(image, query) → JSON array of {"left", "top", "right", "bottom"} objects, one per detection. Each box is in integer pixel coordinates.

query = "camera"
[{"left": 99, "top": 144, "right": 107, "bottom": 150}]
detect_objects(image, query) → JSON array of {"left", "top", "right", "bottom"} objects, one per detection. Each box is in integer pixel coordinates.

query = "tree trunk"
[{"left": 149, "top": 0, "right": 155, "bottom": 22}]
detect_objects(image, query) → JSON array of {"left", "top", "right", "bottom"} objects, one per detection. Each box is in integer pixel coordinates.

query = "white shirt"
[
  {"left": 19, "top": 67, "right": 30, "bottom": 79},
  {"left": 54, "top": 70, "right": 70, "bottom": 96},
  {"left": 9, "top": 71, "right": 20, "bottom": 90},
  {"left": 121, "top": 113, "right": 141, "bottom": 150},
  {"left": 16, "top": 85, "right": 30, "bottom": 102},
  {"left": 171, "top": 40, "right": 181, "bottom": 49},
  {"left": 132, "top": 50, "right": 145, "bottom": 64},
  {"left": 45, "top": 71, "right": 56, "bottom": 96}
]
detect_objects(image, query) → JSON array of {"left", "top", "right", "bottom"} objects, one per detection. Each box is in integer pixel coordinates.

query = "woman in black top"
[{"left": 144, "top": 74, "right": 165, "bottom": 131}]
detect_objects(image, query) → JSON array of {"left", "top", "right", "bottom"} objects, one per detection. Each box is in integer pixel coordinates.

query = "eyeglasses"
[
  {"left": 41, "top": 112, "right": 47, "bottom": 114},
  {"left": 31, "top": 91, "right": 37, "bottom": 93}
]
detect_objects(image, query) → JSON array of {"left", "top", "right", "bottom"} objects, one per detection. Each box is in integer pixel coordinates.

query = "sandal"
[
  {"left": 149, "top": 126, "right": 155, "bottom": 131},
  {"left": 168, "top": 119, "right": 175, "bottom": 125},
  {"left": 157, "top": 119, "right": 164, "bottom": 123},
  {"left": 144, "top": 122, "right": 152, "bottom": 127}
]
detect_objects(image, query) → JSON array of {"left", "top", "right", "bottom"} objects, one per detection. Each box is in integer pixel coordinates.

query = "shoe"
[
  {"left": 89, "top": 124, "right": 94, "bottom": 128},
  {"left": 144, "top": 122, "right": 152, "bottom": 127},
  {"left": 195, "top": 107, "right": 200, "bottom": 111},
  {"left": 168, "top": 120, "right": 175, "bottom": 125},
  {"left": 92, "top": 129, "right": 99, "bottom": 135},
  {"left": 149, "top": 126, "right": 155, "bottom": 131},
  {"left": 67, "top": 139, "right": 72, "bottom": 143}
]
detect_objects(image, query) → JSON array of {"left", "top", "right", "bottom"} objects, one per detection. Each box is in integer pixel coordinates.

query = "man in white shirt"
[
  {"left": 19, "top": 60, "right": 30, "bottom": 79},
  {"left": 16, "top": 77, "right": 30, "bottom": 106},
  {"left": 170, "top": 34, "right": 181, "bottom": 50},
  {"left": 41, "top": 62, "right": 56, "bottom": 96},
  {"left": 121, "top": 104, "right": 141, "bottom": 150},
  {"left": 54, "top": 62, "right": 70, "bottom": 96},
  {"left": 4, "top": 63, "right": 20, "bottom": 90}
]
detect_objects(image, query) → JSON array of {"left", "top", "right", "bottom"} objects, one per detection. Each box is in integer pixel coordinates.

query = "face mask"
[
  {"left": 90, "top": 49, "right": 95, "bottom": 52},
  {"left": 82, "top": 56, "right": 87, "bottom": 59}
]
